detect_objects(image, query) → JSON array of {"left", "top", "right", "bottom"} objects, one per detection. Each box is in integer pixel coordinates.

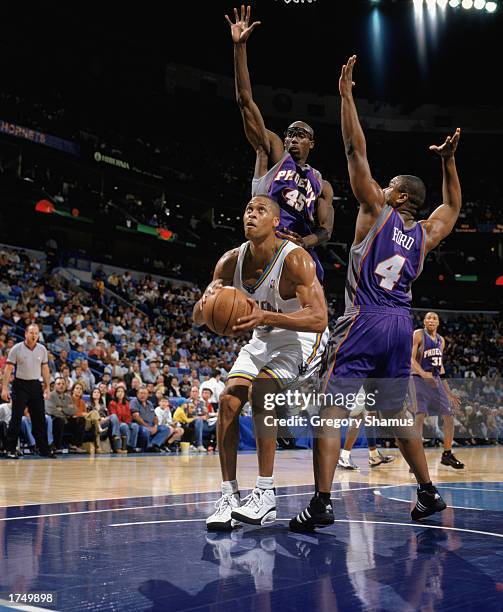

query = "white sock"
[
  {"left": 221, "top": 480, "right": 238, "bottom": 495},
  {"left": 256, "top": 475, "right": 274, "bottom": 490},
  {"left": 341, "top": 449, "right": 350, "bottom": 461},
  {"left": 369, "top": 448, "right": 380, "bottom": 459}
]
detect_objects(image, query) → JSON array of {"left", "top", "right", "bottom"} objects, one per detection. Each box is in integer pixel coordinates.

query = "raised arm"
[
  {"left": 421, "top": 129, "right": 462, "bottom": 254},
  {"left": 339, "top": 56, "right": 384, "bottom": 242},
  {"left": 192, "top": 248, "right": 239, "bottom": 326},
  {"left": 225, "top": 5, "right": 284, "bottom": 163},
  {"left": 232, "top": 249, "right": 328, "bottom": 334}
]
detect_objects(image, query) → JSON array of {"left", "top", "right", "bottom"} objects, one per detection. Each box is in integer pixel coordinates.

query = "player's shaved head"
[
  {"left": 396, "top": 175, "right": 426, "bottom": 208},
  {"left": 250, "top": 194, "right": 281, "bottom": 217},
  {"left": 287, "top": 121, "right": 314, "bottom": 140}
]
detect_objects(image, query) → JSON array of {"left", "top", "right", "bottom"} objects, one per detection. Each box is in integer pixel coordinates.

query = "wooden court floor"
[{"left": 1, "top": 446, "right": 501, "bottom": 507}]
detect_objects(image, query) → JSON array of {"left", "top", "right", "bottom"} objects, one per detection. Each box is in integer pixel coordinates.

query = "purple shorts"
[
  {"left": 411, "top": 375, "right": 452, "bottom": 416},
  {"left": 322, "top": 306, "right": 413, "bottom": 413}
]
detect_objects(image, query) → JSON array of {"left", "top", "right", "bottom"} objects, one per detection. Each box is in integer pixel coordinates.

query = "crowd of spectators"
[{"left": 0, "top": 243, "right": 501, "bottom": 458}]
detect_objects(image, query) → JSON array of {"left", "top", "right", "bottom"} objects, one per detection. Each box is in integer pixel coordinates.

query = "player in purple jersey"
[
  {"left": 290, "top": 55, "right": 462, "bottom": 532},
  {"left": 411, "top": 312, "right": 464, "bottom": 469},
  {"left": 225, "top": 5, "right": 334, "bottom": 282}
]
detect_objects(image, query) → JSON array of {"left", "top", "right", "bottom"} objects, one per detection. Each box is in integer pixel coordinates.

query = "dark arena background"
[{"left": 0, "top": 1, "right": 502, "bottom": 611}]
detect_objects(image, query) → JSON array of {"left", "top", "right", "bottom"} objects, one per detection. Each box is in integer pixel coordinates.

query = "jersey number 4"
[{"left": 375, "top": 254, "right": 406, "bottom": 290}]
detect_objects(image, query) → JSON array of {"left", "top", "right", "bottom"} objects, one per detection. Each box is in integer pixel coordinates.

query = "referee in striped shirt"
[{"left": 1, "top": 324, "right": 56, "bottom": 459}]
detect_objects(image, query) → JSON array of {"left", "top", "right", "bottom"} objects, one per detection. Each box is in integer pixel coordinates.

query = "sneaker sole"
[
  {"left": 231, "top": 508, "right": 276, "bottom": 526},
  {"left": 206, "top": 517, "right": 241, "bottom": 532},
  {"left": 411, "top": 501, "right": 447, "bottom": 521},
  {"left": 440, "top": 461, "right": 464, "bottom": 469},
  {"left": 337, "top": 465, "right": 359, "bottom": 470}
]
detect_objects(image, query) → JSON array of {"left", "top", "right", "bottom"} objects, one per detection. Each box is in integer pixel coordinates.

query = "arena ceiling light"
[
  {"left": 485, "top": 0, "right": 497, "bottom": 10},
  {"left": 474, "top": 0, "right": 486, "bottom": 7},
  {"left": 461, "top": 0, "right": 473, "bottom": 8},
  {"left": 437, "top": 0, "right": 448, "bottom": 7},
  {"left": 448, "top": 0, "right": 460, "bottom": 6}
]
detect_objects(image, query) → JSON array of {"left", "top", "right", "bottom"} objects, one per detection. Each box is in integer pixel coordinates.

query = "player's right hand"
[
  {"left": 201, "top": 280, "right": 224, "bottom": 311},
  {"left": 339, "top": 55, "right": 356, "bottom": 98},
  {"left": 1, "top": 388, "right": 10, "bottom": 402},
  {"left": 225, "top": 5, "right": 261, "bottom": 44}
]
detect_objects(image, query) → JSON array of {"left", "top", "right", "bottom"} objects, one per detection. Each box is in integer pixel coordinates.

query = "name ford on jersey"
[{"left": 392, "top": 227, "right": 415, "bottom": 251}]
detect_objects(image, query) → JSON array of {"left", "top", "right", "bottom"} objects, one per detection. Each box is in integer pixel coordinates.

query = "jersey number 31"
[{"left": 375, "top": 254, "right": 406, "bottom": 290}]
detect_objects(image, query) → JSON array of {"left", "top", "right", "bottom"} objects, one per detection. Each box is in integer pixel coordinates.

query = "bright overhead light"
[
  {"left": 413, "top": 0, "right": 424, "bottom": 7},
  {"left": 449, "top": 0, "right": 460, "bottom": 6},
  {"left": 474, "top": 0, "right": 486, "bottom": 8},
  {"left": 437, "top": 0, "right": 448, "bottom": 7},
  {"left": 461, "top": 0, "right": 473, "bottom": 7},
  {"left": 485, "top": 0, "right": 497, "bottom": 10}
]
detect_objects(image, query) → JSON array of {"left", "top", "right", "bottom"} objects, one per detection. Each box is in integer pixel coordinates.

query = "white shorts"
[{"left": 228, "top": 329, "right": 329, "bottom": 384}]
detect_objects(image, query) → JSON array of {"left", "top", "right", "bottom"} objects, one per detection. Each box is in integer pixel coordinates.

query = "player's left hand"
[
  {"left": 232, "top": 298, "right": 266, "bottom": 332},
  {"left": 276, "top": 227, "right": 305, "bottom": 247},
  {"left": 429, "top": 128, "right": 461, "bottom": 159},
  {"left": 448, "top": 392, "right": 461, "bottom": 409}
]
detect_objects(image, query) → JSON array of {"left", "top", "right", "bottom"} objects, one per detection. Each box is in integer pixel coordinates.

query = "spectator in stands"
[
  {"left": 87, "top": 387, "right": 114, "bottom": 450},
  {"left": 142, "top": 358, "right": 161, "bottom": 384},
  {"left": 200, "top": 369, "right": 224, "bottom": 412},
  {"left": 0, "top": 401, "right": 11, "bottom": 454},
  {"left": 55, "top": 349, "right": 70, "bottom": 372},
  {"left": 108, "top": 386, "right": 139, "bottom": 453},
  {"left": 172, "top": 402, "right": 196, "bottom": 447},
  {"left": 154, "top": 397, "right": 183, "bottom": 451},
  {"left": 124, "top": 361, "right": 142, "bottom": 390},
  {"left": 21, "top": 407, "right": 54, "bottom": 454},
  {"left": 80, "top": 359, "right": 96, "bottom": 390},
  {"left": 166, "top": 376, "right": 181, "bottom": 398},
  {"left": 45, "top": 378, "right": 79, "bottom": 452},
  {"left": 59, "top": 366, "right": 73, "bottom": 390},
  {"left": 130, "top": 387, "right": 170, "bottom": 452},
  {"left": 69, "top": 382, "right": 87, "bottom": 452}
]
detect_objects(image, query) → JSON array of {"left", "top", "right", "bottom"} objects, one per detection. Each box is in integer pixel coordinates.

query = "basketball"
[{"left": 203, "top": 286, "right": 253, "bottom": 336}]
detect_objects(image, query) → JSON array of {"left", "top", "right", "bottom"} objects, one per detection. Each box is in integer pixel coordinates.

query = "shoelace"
[
  {"left": 214, "top": 494, "right": 236, "bottom": 516},
  {"left": 241, "top": 488, "right": 263, "bottom": 510}
]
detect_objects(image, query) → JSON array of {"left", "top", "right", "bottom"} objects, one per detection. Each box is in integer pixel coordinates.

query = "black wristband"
[{"left": 439, "top": 373, "right": 446, "bottom": 379}]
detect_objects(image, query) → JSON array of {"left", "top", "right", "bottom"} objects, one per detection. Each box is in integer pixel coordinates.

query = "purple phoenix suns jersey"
[
  {"left": 252, "top": 151, "right": 323, "bottom": 239},
  {"left": 420, "top": 330, "right": 443, "bottom": 376},
  {"left": 345, "top": 205, "right": 427, "bottom": 311}
]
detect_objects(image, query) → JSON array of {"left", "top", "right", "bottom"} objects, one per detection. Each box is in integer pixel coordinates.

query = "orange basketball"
[{"left": 203, "top": 286, "right": 253, "bottom": 336}]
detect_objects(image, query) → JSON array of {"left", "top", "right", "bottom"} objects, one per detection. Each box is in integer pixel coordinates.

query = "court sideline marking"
[
  {"left": 0, "top": 483, "right": 409, "bottom": 522},
  {"left": 108, "top": 516, "right": 503, "bottom": 539}
]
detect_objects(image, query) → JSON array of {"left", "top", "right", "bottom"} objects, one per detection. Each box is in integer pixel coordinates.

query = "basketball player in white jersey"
[{"left": 193, "top": 194, "right": 329, "bottom": 531}]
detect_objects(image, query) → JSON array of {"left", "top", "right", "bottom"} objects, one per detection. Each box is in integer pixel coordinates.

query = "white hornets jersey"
[{"left": 232, "top": 239, "right": 329, "bottom": 358}]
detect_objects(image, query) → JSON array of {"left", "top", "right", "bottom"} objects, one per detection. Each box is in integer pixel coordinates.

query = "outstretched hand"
[
  {"left": 225, "top": 5, "right": 261, "bottom": 44},
  {"left": 339, "top": 55, "right": 357, "bottom": 98},
  {"left": 429, "top": 128, "right": 461, "bottom": 158}
]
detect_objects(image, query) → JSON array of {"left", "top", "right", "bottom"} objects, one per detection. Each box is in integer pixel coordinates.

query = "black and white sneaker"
[
  {"left": 440, "top": 452, "right": 464, "bottom": 469},
  {"left": 289, "top": 496, "right": 334, "bottom": 533},
  {"left": 231, "top": 488, "right": 276, "bottom": 526},
  {"left": 5, "top": 451, "right": 19, "bottom": 460},
  {"left": 411, "top": 486, "right": 447, "bottom": 521},
  {"left": 206, "top": 493, "right": 241, "bottom": 531}
]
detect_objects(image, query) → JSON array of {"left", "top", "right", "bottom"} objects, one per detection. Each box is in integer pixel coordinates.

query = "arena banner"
[
  {"left": 0, "top": 119, "right": 80, "bottom": 156},
  {"left": 93, "top": 150, "right": 164, "bottom": 181}
]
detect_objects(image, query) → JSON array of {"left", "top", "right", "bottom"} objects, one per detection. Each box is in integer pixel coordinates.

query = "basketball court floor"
[{"left": 0, "top": 447, "right": 502, "bottom": 611}]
